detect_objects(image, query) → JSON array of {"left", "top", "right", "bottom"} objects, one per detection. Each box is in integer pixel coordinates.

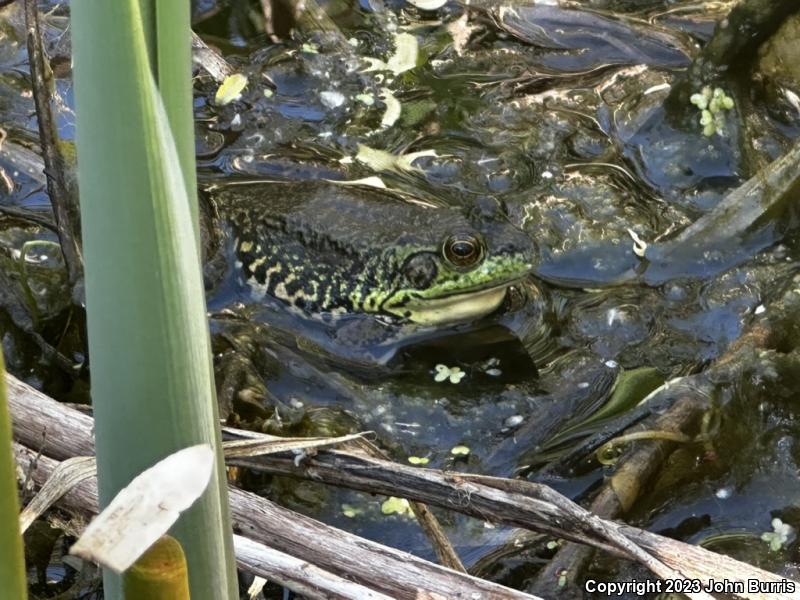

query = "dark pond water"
[{"left": 2, "top": 0, "right": 800, "bottom": 597}]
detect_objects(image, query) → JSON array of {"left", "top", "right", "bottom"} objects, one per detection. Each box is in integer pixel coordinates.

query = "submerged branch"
[
  {"left": 356, "top": 438, "right": 467, "bottom": 573},
  {"left": 190, "top": 32, "right": 234, "bottom": 83},
  {"left": 279, "top": 0, "right": 354, "bottom": 58},
  {"left": 23, "top": 0, "right": 82, "bottom": 288},
  {"left": 531, "top": 396, "right": 705, "bottom": 597},
  {"left": 643, "top": 139, "right": 800, "bottom": 283}
]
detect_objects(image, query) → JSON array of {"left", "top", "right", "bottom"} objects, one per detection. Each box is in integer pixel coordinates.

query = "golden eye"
[{"left": 443, "top": 234, "right": 484, "bottom": 268}]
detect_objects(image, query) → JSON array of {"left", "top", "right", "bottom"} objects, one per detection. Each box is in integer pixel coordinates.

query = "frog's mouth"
[{"left": 384, "top": 281, "right": 516, "bottom": 326}]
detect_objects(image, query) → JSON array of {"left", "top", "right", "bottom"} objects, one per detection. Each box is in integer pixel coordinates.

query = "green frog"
[
  {"left": 205, "top": 180, "right": 539, "bottom": 329},
  {"left": 202, "top": 179, "right": 543, "bottom": 419}
]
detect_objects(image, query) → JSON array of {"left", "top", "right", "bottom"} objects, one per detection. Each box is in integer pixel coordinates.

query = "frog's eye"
[{"left": 442, "top": 234, "right": 484, "bottom": 268}]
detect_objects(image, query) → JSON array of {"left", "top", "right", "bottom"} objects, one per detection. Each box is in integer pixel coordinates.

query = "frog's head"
[{"left": 360, "top": 199, "right": 537, "bottom": 325}]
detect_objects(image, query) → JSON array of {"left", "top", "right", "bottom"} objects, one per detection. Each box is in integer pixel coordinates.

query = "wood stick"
[
  {"left": 23, "top": 0, "right": 82, "bottom": 287},
  {"left": 190, "top": 32, "right": 234, "bottom": 83},
  {"left": 355, "top": 437, "right": 466, "bottom": 573},
  {"left": 12, "top": 444, "right": 438, "bottom": 600},
  {"left": 9, "top": 377, "right": 535, "bottom": 599},
  {"left": 9, "top": 373, "right": 798, "bottom": 599},
  {"left": 532, "top": 396, "right": 704, "bottom": 596}
]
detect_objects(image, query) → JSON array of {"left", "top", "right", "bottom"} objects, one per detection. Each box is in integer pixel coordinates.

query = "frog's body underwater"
[{"left": 206, "top": 180, "right": 539, "bottom": 333}]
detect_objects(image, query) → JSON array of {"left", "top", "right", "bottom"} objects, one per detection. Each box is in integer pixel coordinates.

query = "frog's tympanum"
[{"left": 207, "top": 181, "right": 538, "bottom": 328}]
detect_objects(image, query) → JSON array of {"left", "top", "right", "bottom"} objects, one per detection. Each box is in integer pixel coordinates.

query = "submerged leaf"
[
  {"left": 381, "top": 496, "right": 412, "bottom": 515},
  {"left": 387, "top": 33, "right": 419, "bottom": 75},
  {"left": 380, "top": 88, "right": 402, "bottom": 128}
]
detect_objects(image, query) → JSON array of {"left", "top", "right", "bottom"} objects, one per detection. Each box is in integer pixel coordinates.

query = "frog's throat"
[{"left": 385, "top": 284, "right": 510, "bottom": 326}]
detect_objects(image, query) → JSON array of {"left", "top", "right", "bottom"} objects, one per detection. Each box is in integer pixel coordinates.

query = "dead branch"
[
  {"left": 12, "top": 444, "right": 458, "bottom": 600},
  {"left": 23, "top": 0, "right": 82, "bottom": 287},
  {"left": 190, "top": 32, "right": 234, "bottom": 83},
  {"left": 259, "top": 0, "right": 279, "bottom": 43},
  {"left": 279, "top": 0, "right": 354, "bottom": 57},
  {"left": 531, "top": 396, "right": 704, "bottom": 596},
  {"left": 224, "top": 429, "right": 466, "bottom": 572},
  {"left": 8, "top": 373, "right": 798, "bottom": 599},
  {"left": 356, "top": 437, "right": 466, "bottom": 573}
]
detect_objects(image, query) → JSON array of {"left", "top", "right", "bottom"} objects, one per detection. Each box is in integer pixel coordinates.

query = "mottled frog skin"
[{"left": 208, "top": 181, "right": 537, "bottom": 326}]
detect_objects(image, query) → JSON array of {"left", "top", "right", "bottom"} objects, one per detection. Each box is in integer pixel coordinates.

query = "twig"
[
  {"left": 8, "top": 374, "right": 798, "bottom": 599},
  {"left": 223, "top": 426, "right": 467, "bottom": 573},
  {"left": 23, "top": 0, "right": 82, "bottom": 287},
  {"left": 18, "top": 455, "right": 96, "bottom": 533},
  {"left": 190, "top": 32, "right": 234, "bottom": 83},
  {"left": 0, "top": 204, "right": 57, "bottom": 231},
  {"left": 356, "top": 437, "right": 467, "bottom": 573},
  {"left": 453, "top": 474, "right": 709, "bottom": 597},
  {"left": 528, "top": 278, "right": 800, "bottom": 595},
  {"left": 13, "top": 440, "right": 538, "bottom": 600},
  {"left": 0, "top": 138, "right": 46, "bottom": 184},
  {"left": 531, "top": 396, "right": 705, "bottom": 596},
  {"left": 259, "top": 0, "right": 279, "bottom": 43},
  {"left": 278, "top": 0, "right": 355, "bottom": 58}
]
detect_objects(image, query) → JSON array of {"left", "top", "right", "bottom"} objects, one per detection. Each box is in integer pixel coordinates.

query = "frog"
[
  {"left": 205, "top": 180, "right": 538, "bottom": 325},
  {"left": 200, "top": 179, "right": 545, "bottom": 419}
]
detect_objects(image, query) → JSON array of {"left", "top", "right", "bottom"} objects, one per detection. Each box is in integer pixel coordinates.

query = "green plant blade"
[
  {"left": 152, "top": 0, "right": 198, "bottom": 236},
  {"left": 134, "top": 1, "right": 197, "bottom": 224},
  {"left": 0, "top": 353, "right": 27, "bottom": 599},
  {"left": 70, "top": 1, "right": 236, "bottom": 598}
]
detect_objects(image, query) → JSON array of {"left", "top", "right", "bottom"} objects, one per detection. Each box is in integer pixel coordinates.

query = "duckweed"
[{"left": 690, "top": 87, "right": 735, "bottom": 137}]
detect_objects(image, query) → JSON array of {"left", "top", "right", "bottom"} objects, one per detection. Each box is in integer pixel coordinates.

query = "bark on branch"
[{"left": 8, "top": 373, "right": 798, "bottom": 599}]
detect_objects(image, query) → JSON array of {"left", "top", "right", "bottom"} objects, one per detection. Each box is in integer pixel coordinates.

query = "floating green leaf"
[
  {"left": 434, "top": 364, "right": 466, "bottom": 384},
  {"left": 214, "top": 73, "right": 248, "bottom": 106},
  {"left": 690, "top": 86, "right": 734, "bottom": 136},
  {"left": 761, "top": 518, "right": 795, "bottom": 552}
]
